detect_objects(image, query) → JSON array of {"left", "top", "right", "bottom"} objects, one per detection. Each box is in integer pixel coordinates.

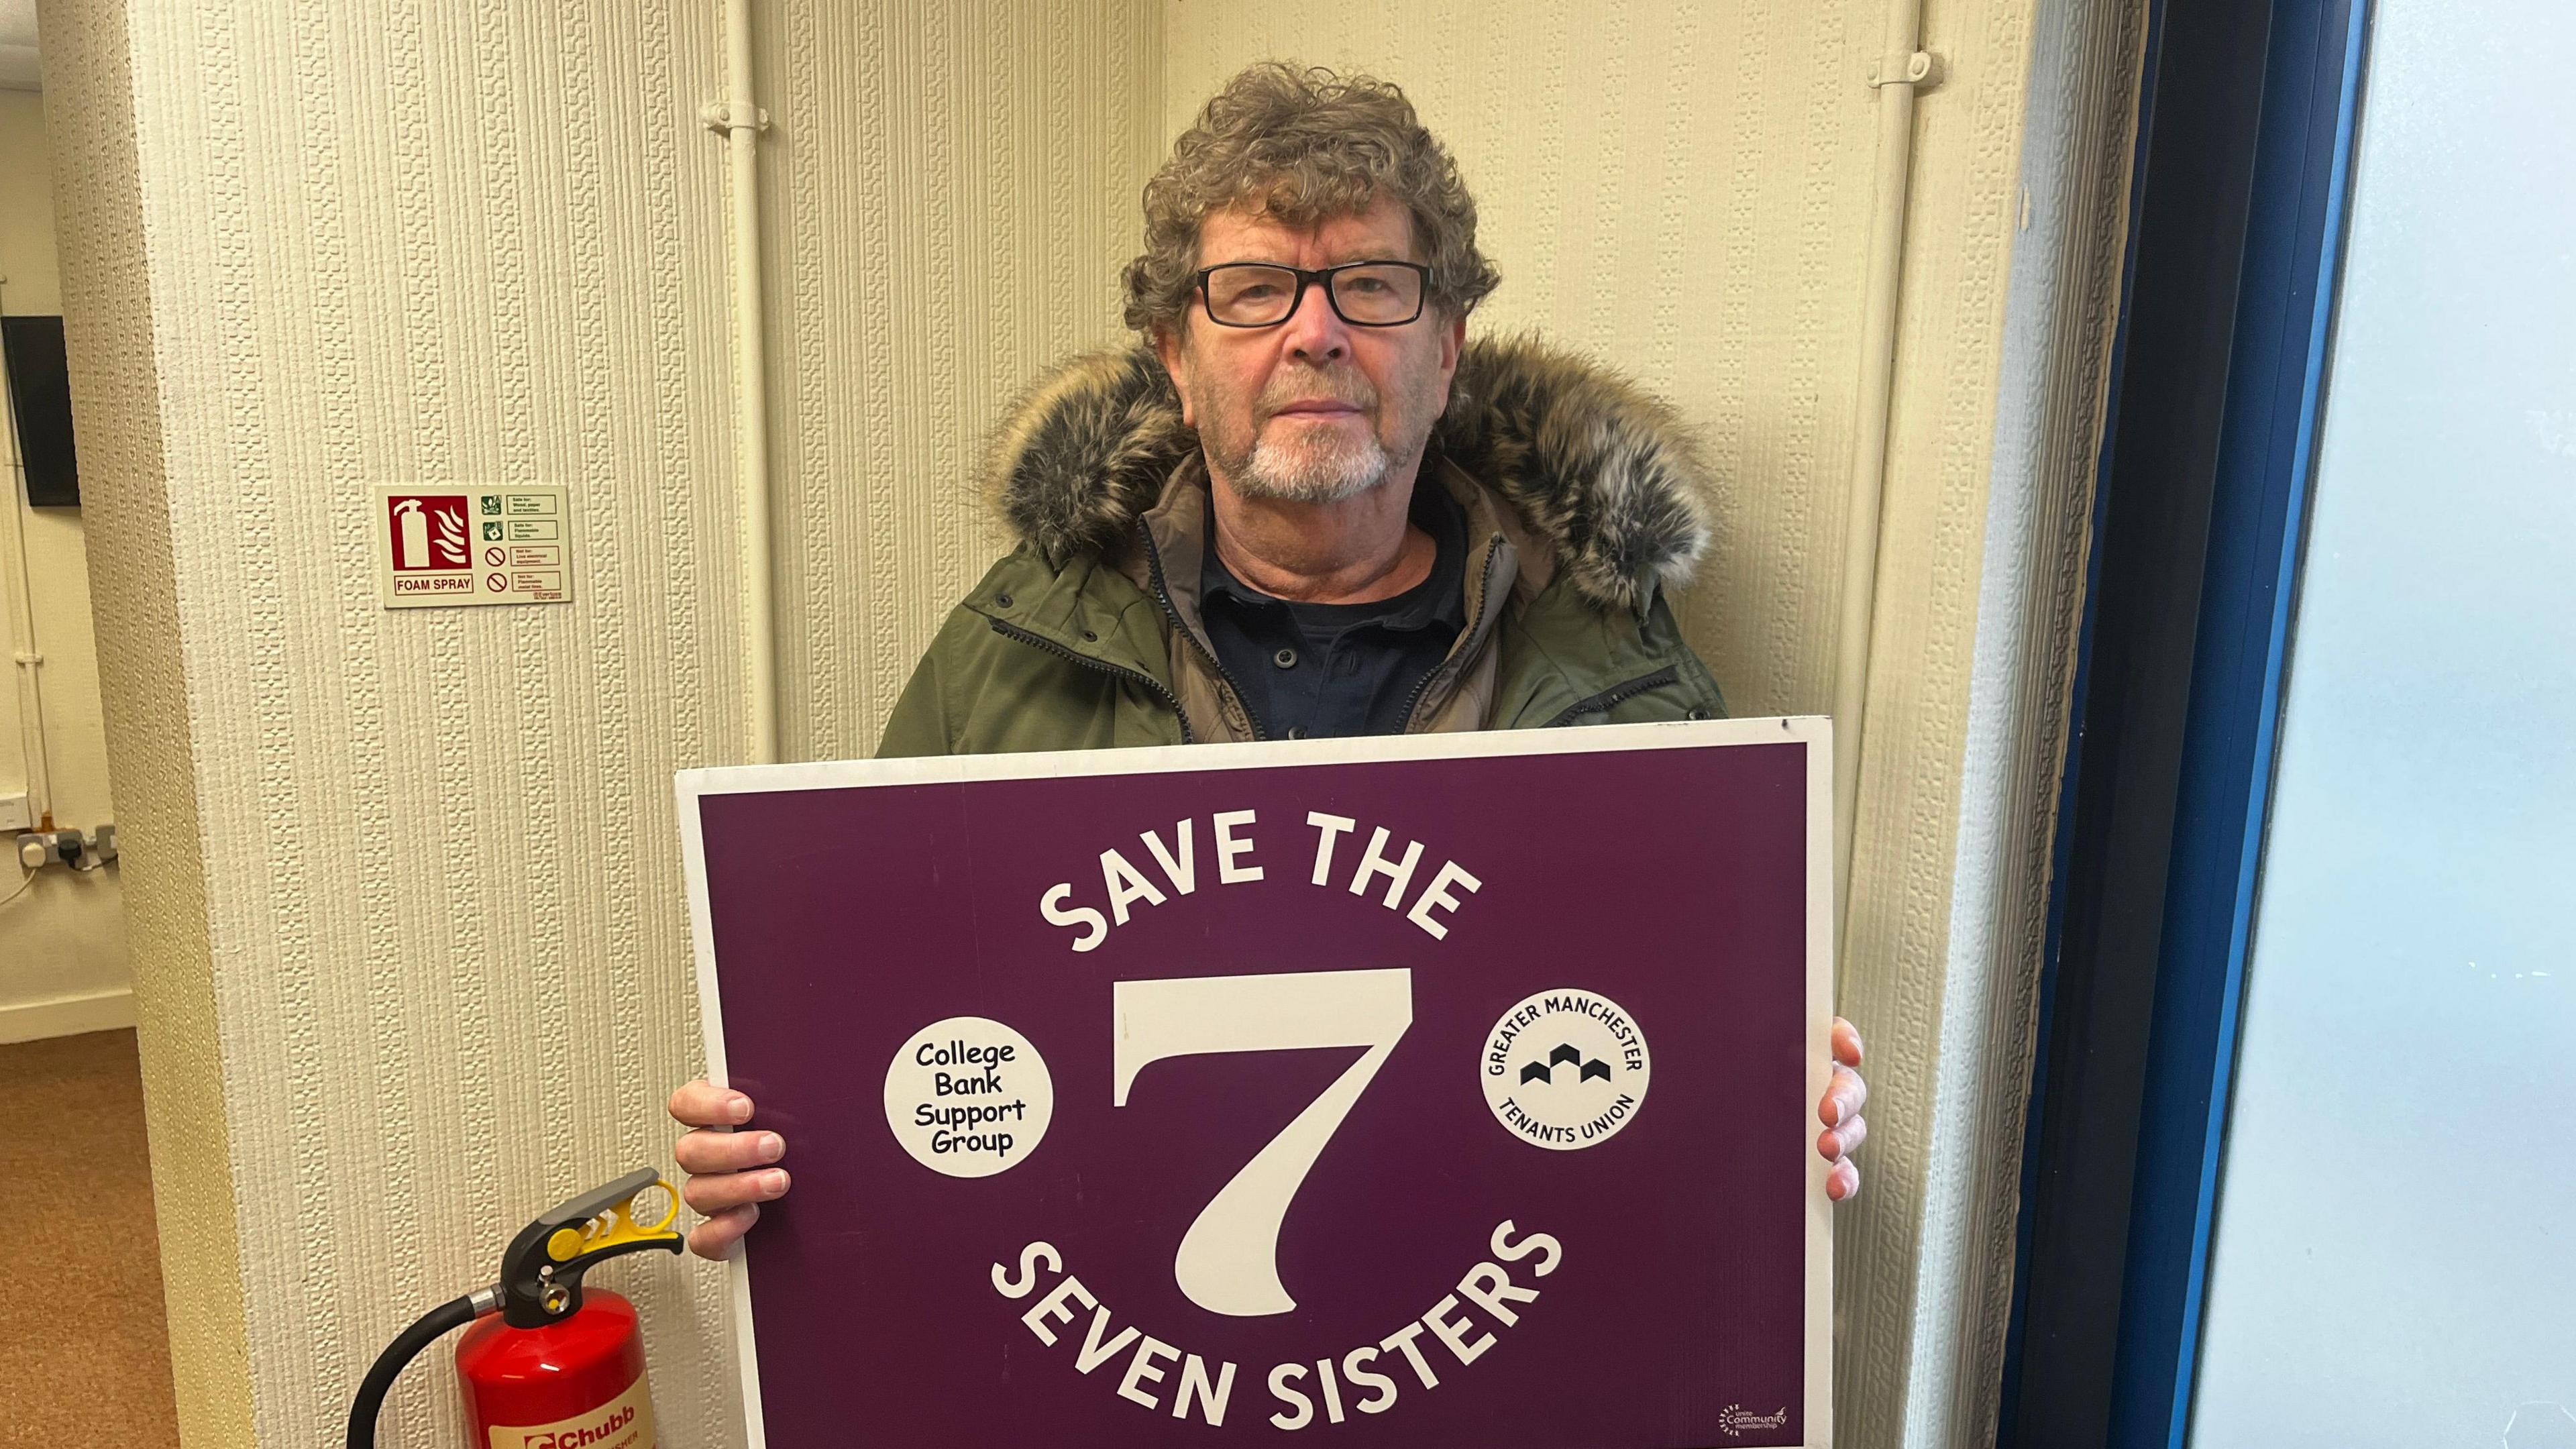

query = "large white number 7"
[{"left": 1112, "top": 968, "right": 1413, "bottom": 1318}]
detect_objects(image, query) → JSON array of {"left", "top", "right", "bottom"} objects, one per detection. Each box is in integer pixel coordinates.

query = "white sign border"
[{"left": 676, "top": 715, "right": 1835, "bottom": 1449}]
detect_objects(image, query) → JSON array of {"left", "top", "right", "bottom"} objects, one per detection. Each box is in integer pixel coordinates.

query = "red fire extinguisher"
[{"left": 345, "top": 1167, "right": 684, "bottom": 1448}]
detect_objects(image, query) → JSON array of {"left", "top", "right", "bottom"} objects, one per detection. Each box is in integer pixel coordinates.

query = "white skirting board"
[{"left": 0, "top": 986, "right": 138, "bottom": 1044}]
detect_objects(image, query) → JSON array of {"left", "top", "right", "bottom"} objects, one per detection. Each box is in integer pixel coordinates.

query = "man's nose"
[{"left": 1279, "top": 278, "right": 1351, "bottom": 363}]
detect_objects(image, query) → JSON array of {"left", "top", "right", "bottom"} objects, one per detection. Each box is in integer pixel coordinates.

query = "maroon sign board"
[{"left": 679, "top": 718, "right": 1834, "bottom": 1447}]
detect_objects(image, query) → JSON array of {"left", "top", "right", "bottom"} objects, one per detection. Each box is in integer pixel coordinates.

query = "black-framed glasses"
[{"left": 1193, "top": 260, "right": 1434, "bottom": 328}]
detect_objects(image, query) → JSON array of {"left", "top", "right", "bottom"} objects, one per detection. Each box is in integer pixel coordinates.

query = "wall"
[
  {"left": 1163, "top": 4, "right": 2142, "bottom": 1444},
  {"left": 1885, "top": 0, "right": 2146, "bottom": 1442},
  {"left": 40, "top": 0, "right": 2138, "bottom": 1444},
  {"left": 761, "top": 3, "right": 1164, "bottom": 761},
  {"left": 40, "top": 1, "right": 1157, "bottom": 1445},
  {"left": 0, "top": 83, "right": 132, "bottom": 1041}
]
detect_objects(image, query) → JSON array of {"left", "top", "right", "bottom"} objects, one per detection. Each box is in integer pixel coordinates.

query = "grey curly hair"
[{"left": 1122, "top": 62, "right": 1503, "bottom": 339}]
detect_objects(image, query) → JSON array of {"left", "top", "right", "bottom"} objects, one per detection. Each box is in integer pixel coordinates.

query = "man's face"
[{"left": 1155, "top": 195, "right": 1467, "bottom": 504}]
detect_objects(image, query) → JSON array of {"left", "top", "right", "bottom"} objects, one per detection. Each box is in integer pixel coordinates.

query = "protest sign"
[{"left": 680, "top": 718, "right": 1833, "bottom": 1447}]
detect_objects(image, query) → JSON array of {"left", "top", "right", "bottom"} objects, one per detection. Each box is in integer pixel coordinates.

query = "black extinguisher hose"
[{"left": 343, "top": 1286, "right": 498, "bottom": 1449}]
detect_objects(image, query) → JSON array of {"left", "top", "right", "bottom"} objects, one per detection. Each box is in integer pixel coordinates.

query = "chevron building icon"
[{"left": 1519, "top": 1043, "right": 1613, "bottom": 1085}]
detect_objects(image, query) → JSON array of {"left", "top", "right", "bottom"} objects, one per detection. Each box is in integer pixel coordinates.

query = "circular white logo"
[
  {"left": 1479, "top": 989, "right": 1652, "bottom": 1150},
  {"left": 883, "top": 1016, "right": 1055, "bottom": 1177}
]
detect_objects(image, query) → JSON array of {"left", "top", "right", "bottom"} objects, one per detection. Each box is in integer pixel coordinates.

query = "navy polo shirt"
[{"left": 1198, "top": 479, "right": 1470, "bottom": 740}]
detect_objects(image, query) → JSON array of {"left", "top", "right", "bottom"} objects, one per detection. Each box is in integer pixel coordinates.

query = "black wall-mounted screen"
[{"left": 3, "top": 315, "right": 80, "bottom": 508}]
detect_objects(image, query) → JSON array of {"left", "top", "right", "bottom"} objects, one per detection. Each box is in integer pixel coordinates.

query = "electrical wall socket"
[{"left": 0, "top": 792, "right": 27, "bottom": 833}]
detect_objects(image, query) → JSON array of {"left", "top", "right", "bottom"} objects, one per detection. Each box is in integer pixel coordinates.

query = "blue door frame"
[{"left": 1997, "top": 1, "right": 2371, "bottom": 1444}]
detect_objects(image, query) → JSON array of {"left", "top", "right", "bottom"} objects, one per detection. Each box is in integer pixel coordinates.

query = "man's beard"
[
  {"left": 1239, "top": 421, "right": 1392, "bottom": 503},
  {"left": 1198, "top": 365, "right": 1407, "bottom": 504}
]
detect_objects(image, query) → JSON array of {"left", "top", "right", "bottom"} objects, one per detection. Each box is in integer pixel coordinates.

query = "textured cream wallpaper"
[
  {"left": 759, "top": 1, "right": 1163, "bottom": 760},
  {"left": 36, "top": 0, "right": 254, "bottom": 1440},
  {"left": 52, "top": 1, "right": 745, "bottom": 1442},
  {"left": 1828, "top": 2, "right": 2145, "bottom": 1443},
  {"left": 46, "top": 0, "right": 2138, "bottom": 1444},
  {"left": 1888, "top": 3, "right": 2146, "bottom": 1440}
]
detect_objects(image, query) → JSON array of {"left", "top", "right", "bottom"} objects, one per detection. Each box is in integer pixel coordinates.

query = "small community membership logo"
[
  {"left": 1479, "top": 987, "right": 1652, "bottom": 1150},
  {"left": 1719, "top": 1402, "right": 1790, "bottom": 1438}
]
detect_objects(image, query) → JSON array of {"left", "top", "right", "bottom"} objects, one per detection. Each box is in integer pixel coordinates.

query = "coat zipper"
[
  {"left": 1539, "top": 663, "right": 1685, "bottom": 728},
  {"left": 1138, "top": 520, "right": 1266, "bottom": 741},
  {"left": 982, "top": 614, "right": 1197, "bottom": 745},
  {"left": 1399, "top": 540, "right": 1503, "bottom": 733}
]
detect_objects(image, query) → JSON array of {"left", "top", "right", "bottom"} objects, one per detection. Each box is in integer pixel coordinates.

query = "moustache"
[{"left": 1257, "top": 371, "right": 1377, "bottom": 417}]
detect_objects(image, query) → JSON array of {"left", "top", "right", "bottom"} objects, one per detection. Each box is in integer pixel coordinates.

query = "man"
[{"left": 669, "top": 62, "right": 1868, "bottom": 1258}]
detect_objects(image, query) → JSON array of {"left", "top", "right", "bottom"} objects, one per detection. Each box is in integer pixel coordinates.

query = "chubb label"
[{"left": 486, "top": 1375, "right": 655, "bottom": 1449}]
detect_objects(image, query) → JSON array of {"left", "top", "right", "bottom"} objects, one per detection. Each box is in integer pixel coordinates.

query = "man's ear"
[
  {"left": 1428, "top": 309, "right": 1467, "bottom": 415},
  {"left": 1151, "top": 323, "right": 1195, "bottom": 429}
]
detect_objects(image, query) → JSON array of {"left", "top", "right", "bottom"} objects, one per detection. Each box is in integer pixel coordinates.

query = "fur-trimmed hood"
[{"left": 985, "top": 336, "right": 1716, "bottom": 614}]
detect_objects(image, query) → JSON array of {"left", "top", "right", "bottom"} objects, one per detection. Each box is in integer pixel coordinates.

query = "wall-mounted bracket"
[
  {"left": 1868, "top": 50, "right": 1943, "bottom": 90},
  {"left": 700, "top": 101, "right": 771, "bottom": 136}
]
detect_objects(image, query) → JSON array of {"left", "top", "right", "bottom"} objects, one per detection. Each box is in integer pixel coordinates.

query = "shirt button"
[
  {"left": 1285, "top": 727, "right": 1307, "bottom": 740},
  {"left": 1273, "top": 647, "right": 1299, "bottom": 669}
]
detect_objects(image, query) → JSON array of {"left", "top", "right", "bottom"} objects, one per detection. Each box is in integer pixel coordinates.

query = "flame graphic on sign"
[{"left": 433, "top": 505, "right": 468, "bottom": 565}]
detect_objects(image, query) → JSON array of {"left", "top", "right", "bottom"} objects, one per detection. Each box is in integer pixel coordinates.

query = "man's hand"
[
  {"left": 1817, "top": 1017, "right": 1868, "bottom": 1202},
  {"left": 669, "top": 1079, "right": 792, "bottom": 1259}
]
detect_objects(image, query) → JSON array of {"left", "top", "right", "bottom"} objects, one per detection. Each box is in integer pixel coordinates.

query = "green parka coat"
[{"left": 877, "top": 337, "right": 1729, "bottom": 757}]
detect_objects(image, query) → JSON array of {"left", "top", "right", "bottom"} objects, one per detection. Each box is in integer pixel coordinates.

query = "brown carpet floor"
[{"left": 0, "top": 1028, "right": 180, "bottom": 1448}]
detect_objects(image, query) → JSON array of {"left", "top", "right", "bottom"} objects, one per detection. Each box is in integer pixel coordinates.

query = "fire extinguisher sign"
[
  {"left": 372, "top": 485, "right": 575, "bottom": 608},
  {"left": 679, "top": 720, "right": 1835, "bottom": 1448}
]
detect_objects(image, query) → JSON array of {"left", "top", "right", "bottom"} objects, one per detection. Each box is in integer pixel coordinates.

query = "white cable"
[
  {"left": 717, "top": 0, "right": 780, "bottom": 766},
  {"left": 1833, "top": 0, "right": 1936, "bottom": 968}
]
